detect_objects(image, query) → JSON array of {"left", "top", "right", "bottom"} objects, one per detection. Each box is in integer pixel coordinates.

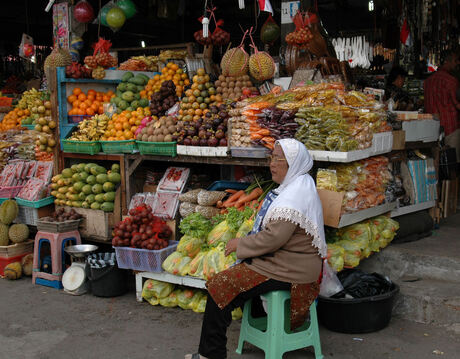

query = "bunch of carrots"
[
  {"left": 216, "top": 180, "right": 276, "bottom": 214},
  {"left": 242, "top": 102, "right": 276, "bottom": 150}
]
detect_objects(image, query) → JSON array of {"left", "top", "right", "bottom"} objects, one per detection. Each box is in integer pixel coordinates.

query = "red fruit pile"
[
  {"left": 65, "top": 62, "right": 92, "bottom": 79},
  {"left": 112, "top": 203, "right": 172, "bottom": 250}
]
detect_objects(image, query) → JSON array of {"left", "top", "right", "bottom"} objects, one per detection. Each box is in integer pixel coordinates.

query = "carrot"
[
  {"left": 257, "top": 200, "right": 264, "bottom": 211},
  {"left": 234, "top": 187, "right": 263, "bottom": 208},
  {"left": 216, "top": 200, "right": 223, "bottom": 208},
  {"left": 222, "top": 190, "right": 245, "bottom": 207},
  {"left": 220, "top": 209, "right": 228, "bottom": 214},
  {"left": 225, "top": 189, "right": 237, "bottom": 194}
]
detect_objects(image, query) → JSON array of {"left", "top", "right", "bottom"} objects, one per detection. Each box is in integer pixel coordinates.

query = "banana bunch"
[
  {"left": 69, "top": 114, "right": 109, "bottom": 141},
  {"left": 131, "top": 55, "right": 159, "bottom": 71},
  {"left": 17, "top": 88, "right": 43, "bottom": 110}
]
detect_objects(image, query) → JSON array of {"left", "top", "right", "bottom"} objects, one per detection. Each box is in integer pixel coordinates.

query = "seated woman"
[{"left": 186, "top": 138, "right": 327, "bottom": 359}]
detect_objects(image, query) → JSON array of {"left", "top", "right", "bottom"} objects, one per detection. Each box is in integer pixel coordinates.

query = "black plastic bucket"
[
  {"left": 317, "top": 283, "right": 399, "bottom": 333},
  {"left": 86, "top": 254, "right": 128, "bottom": 297}
]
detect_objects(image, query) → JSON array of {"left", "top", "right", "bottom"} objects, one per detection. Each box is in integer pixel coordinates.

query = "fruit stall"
[{"left": 0, "top": 1, "right": 445, "bottom": 319}]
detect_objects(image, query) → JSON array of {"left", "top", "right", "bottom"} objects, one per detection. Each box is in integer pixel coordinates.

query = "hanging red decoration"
[{"left": 74, "top": 0, "right": 95, "bottom": 23}]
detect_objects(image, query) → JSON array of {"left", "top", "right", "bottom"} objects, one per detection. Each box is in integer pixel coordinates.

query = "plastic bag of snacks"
[
  {"left": 162, "top": 251, "right": 185, "bottom": 274},
  {"left": 159, "top": 289, "right": 181, "bottom": 307},
  {"left": 144, "top": 279, "right": 175, "bottom": 300},
  {"left": 177, "top": 235, "right": 205, "bottom": 258},
  {"left": 177, "top": 288, "right": 196, "bottom": 310},
  {"left": 142, "top": 279, "right": 160, "bottom": 305}
]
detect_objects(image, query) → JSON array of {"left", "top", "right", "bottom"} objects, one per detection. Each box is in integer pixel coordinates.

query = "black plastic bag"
[{"left": 333, "top": 269, "right": 393, "bottom": 299}]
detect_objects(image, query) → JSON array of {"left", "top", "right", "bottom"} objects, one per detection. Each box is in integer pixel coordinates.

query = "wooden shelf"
[
  {"left": 60, "top": 78, "right": 120, "bottom": 84},
  {"left": 125, "top": 154, "right": 269, "bottom": 167}
]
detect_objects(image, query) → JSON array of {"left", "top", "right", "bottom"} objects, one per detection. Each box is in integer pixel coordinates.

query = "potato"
[{"left": 168, "top": 125, "right": 176, "bottom": 133}]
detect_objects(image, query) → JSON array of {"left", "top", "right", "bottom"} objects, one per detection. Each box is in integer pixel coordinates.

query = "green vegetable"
[
  {"left": 179, "top": 213, "right": 213, "bottom": 239},
  {"left": 226, "top": 207, "right": 254, "bottom": 232}
]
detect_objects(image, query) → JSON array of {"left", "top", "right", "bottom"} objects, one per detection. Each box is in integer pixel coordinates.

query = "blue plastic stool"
[{"left": 236, "top": 290, "right": 323, "bottom": 359}]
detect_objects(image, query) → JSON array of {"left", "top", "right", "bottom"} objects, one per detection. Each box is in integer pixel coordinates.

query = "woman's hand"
[{"left": 225, "top": 238, "right": 240, "bottom": 256}]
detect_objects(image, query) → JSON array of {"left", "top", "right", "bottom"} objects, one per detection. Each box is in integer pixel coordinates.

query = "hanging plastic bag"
[
  {"left": 162, "top": 251, "right": 185, "bottom": 274},
  {"left": 320, "top": 260, "right": 344, "bottom": 297},
  {"left": 188, "top": 250, "right": 208, "bottom": 278},
  {"left": 260, "top": 14, "right": 280, "bottom": 45},
  {"left": 19, "top": 34, "right": 34, "bottom": 59},
  {"left": 177, "top": 235, "right": 205, "bottom": 258},
  {"left": 177, "top": 288, "right": 196, "bottom": 310},
  {"left": 159, "top": 289, "right": 181, "bottom": 307},
  {"left": 285, "top": 10, "right": 314, "bottom": 48},
  {"left": 74, "top": 0, "right": 95, "bottom": 23},
  {"left": 211, "top": 19, "right": 230, "bottom": 46}
]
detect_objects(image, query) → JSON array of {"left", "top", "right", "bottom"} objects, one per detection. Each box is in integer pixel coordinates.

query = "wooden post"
[{"left": 47, "top": 67, "right": 60, "bottom": 176}]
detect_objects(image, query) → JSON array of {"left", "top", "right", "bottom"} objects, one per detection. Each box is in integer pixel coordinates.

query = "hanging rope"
[
  {"left": 98, "top": 0, "right": 102, "bottom": 39},
  {"left": 25, "top": 0, "right": 30, "bottom": 34}
]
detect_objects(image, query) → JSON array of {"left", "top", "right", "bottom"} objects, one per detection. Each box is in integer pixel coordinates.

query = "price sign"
[{"left": 281, "top": 1, "right": 300, "bottom": 24}]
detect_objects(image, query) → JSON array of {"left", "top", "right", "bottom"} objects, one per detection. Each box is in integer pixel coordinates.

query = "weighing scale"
[{"left": 62, "top": 244, "right": 98, "bottom": 295}]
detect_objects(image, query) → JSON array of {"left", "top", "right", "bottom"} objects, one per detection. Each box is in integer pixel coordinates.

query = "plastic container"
[
  {"left": 207, "top": 181, "right": 251, "bottom": 191},
  {"left": 0, "top": 97, "right": 13, "bottom": 107},
  {"left": 86, "top": 263, "right": 128, "bottom": 297},
  {"left": 62, "top": 131, "right": 102, "bottom": 156},
  {"left": 100, "top": 140, "right": 137, "bottom": 154},
  {"left": 0, "top": 252, "right": 32, "bottom": 276},
  {"left": 136, "top": 141, "right": 177, "bottom": 157},
  {"left": 317, "top": 283, "right": 399, "bottom": 333},
  {"left": 21, "top": 124, "right": 36, "bottom": 130},
  {"left": 231, "top": 147, "right": 270, "bottom": 158},
  {"left": 114, "top": 241, "right": 178, "bottom": 272},
  {"left": 15, "top": 196, "right": 55, "bottom": 208}
]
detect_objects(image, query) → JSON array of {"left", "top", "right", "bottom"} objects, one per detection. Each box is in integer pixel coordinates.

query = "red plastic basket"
[
  {"left": 0, "top": 186, "right": 23, "bottom": 198},
  {"left": 0, "top": 97, "right": 13, "bottom": 107}
]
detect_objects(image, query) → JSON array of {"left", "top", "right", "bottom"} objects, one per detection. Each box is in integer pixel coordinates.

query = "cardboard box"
[{"left": 392, "top": 130, "right": 406, "bottom": 150}]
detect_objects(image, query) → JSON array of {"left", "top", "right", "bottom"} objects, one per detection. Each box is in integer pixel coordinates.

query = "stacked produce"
[
  {"left": 103, "top": 107, "right": 150, "bottom": 141},
  {"left": 326, "top": 216, "right": 399, "bottom": 271},
  {"left": 215, "top": 74, "right": 257, "bottom": 102},
  {"left": 316, "top": 156, "right": 392, "bottom": 213},
  {"left": 175, "top": 104, "right": 228, "bottom": 147},
  {"left": 229, "top": 106, "right": 251, "bottom": 148},
  {"left": 46, "top": 208, "right": 84, "bottom": 222},
  {"left": 0, "top": 130, "right": 53, "bottom": 163},
  {"left": 149, "top": 80, "right": 178, "bottom": 117},
  {"left": 3, "top": 253, "right": 33, "bottom": 280},
  {"left": 111, "top": 72, "right": 150, "bottom": 113},
  {"left": 111, "top": 203, "right": 172, "bottom": 249},
  {"left": 2, "top": 108, "right": 30, "bottom": 131},
  {"left": 67, "top": 88, "right": 114, "bottom": 117},
  {"left": 35, "top": 133, "right": 57, "bottom": 153},
  {"left": 141, "top": 279, "right": 243, "bottom": 319},
  {"left": 158, "top": 49, "right": 188, "bottom": 62},
  {"left": 143, "top": 62, "right": 189, "bottom": 100},
  {"left": 65, "top": 62, "right": 92, "bottom": 79},
  {"left": 51, "top": 163, "right": 120, "bottom": 211},
  {"left": 119, "top": 55, "right": 159, "bottom": 72},
  {"left": 241, "top": 101, "right": 276, "bottom": 150},
  {"left": 178, "top": 68, "right": 220, "bottom": 122},
  {"left": 136, "top": 115, "right": 176, "bottom": 143},
  {"left": 68, "top": 114, "right": 109, "bottom": 141}
]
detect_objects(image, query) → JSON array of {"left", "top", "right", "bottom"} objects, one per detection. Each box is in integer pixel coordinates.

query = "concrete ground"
[
  {"left": 1, "top": 214, "right": 460, "bottom": 359},
  {"left": 1, "top": 276, "right": 459, "bottom": 359}
]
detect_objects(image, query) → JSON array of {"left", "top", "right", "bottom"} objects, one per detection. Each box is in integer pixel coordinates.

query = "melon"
[
  {"left": 221, "top": 47, "right": 249, "bottom": 77},
  {"left": 0, "top": 199, "right": 18, "bottom": 225},
  {"left": 21, "top": 254, "right": 34, "bottom": 276},
  {"left": 0, "top": 223, "right": 9, "bottom": 246},
  {"left": 249, "top": 52, "right": 276, "bottom": 81},
  {"left": 4, "top": 262, "right": 22, "bottom": 280},
  {"left": 9, "top": 224, "right": 29, "bottom": 244}
]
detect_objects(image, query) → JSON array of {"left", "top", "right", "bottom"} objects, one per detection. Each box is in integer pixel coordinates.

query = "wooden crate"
[{"left": 0, "top": 240, "right": 34, "bottom": 258}]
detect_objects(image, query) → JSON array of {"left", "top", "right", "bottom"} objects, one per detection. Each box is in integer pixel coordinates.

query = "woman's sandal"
[{"left": 184, "top": 353, "right": 204, "bottom": 359}]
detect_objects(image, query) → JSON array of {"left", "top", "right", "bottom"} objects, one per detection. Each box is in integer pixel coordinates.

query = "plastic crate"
[
  {"left": 68, "top": 115, "right": 92, "bottom": 124},
  {"left": 207, "top": 181, "right": 251, "bottom": 191},
  {"left": 100, "top": 140, "right": 137, "bottom": 154},
  {"left": 0, "top": 97, "right": 13, "bottom": 107},
  {"left": 21, "top": 124, "right": 36, "bottom": 130},
  {"left": 15, "top": 206, "right": 44, "bottom": 226},
  {"left": 114, "top": 241, "right": 178, "bottom": 272},
  {"left": 62, "top": 138, "right": 101, "bottom": 155},
  {"left": 36, "top": 217, "right": 82, "bottom": 233},
  {"left": 0, "top": 186, "right": 23, "bottom": 198},
  {"left": 15, "top": 196, "right": 55, "bottom": 208},
  {"left": 0, "top": 252, "right": 32, "bottom": 276},
  {"left": 136, "top": 141, "right": 177, "bottom": 157}
]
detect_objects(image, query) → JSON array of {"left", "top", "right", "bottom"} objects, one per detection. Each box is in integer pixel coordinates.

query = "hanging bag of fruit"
[
  {"left": 84, "top": 38, "right": 118, "bottom": 79},
  {"left": 260, "top": 14, "right": 280, "bottom": 45},
  {"left": 248, "top": 29, "right": 276, "bottom": 82},
  {"left": 220, "top": 29, "right": 250, "bottom": 77},
  {"left": 211, "top": 19, "right": 230, "bottom": 47},
  {"left": 285, "top": 10, "right": 315, "bottom": 49},
  {"left": 194, "top": 16, "right": 213, "bottom": 46}
]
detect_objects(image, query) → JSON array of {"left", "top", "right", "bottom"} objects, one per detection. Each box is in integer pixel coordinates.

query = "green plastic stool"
[{"left": 236, "top": 290, "right": 323, "bottom": 359}]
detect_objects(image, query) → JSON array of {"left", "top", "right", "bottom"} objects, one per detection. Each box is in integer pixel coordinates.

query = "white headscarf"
[{"left": 262, "top": 138, "right": 327, "bottom": 258}]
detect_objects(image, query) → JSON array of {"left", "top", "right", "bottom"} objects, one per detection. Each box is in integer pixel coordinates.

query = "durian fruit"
[
  {"left": 0, "top": 199, "right": 18, "bottom": 225},
  {"left": 0, "top": 223, "right": 9, "bottom": 246},
  {"left": 21, "top": 254, "right": 34, "bottom": 276},
  {"left": 4, "top": 262, "right": 22, "bottom": 280},
  {"left": 221, "top": 47, "right": 249, "bottom": 77},
  {"left": 44, "top": 47, "right": 72, "bottom": 69},
  {"left": 8, "top": 224, "right": 29, "bottom": 244},
  {"left": 248, "top": 51, "right": 276, "bottom": 81}
]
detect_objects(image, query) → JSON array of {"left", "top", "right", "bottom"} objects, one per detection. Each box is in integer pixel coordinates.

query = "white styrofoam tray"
[
  {"left": 174, "top": 145, "right": 228, "bottom": 157},
  {"left": 401, "top": 119, "right": 440, "bottom": 143},
  {"left": 309, "top": 132, "right": 393, "bottom": 163},
  {"left": 230, "top": 147, "right": 270, "bottom": 159}
]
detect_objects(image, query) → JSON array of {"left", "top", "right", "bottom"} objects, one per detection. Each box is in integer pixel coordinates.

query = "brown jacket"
[{"left": 236, "top": 220, "right": 322, "bottom": 284}]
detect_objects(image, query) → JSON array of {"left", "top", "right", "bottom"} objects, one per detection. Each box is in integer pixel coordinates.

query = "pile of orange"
[
  {"left": 1, "top": 108, "right": 30, "bottom": 131},
  {"left": 141, "top": 62, "right": 189, "bottom": 100},
  {"left": 67, "top": 88, "right": 115, "bottom": 116},
  {"left": 102, "top": 107, "right": 153, "bottom": 141}
]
